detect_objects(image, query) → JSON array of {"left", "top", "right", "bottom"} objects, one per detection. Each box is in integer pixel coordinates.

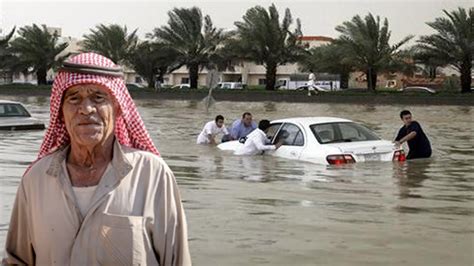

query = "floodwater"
[{"left": 0, "top": 95, "right": 473, "bottom": 265}]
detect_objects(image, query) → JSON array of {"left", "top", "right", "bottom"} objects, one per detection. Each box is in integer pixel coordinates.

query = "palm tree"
[
  {"left": 417, "top": 7, "right": 473, "bottom": 93},
  {"left": 81, "top": 24, "right": 138, "bottom": 65},
  {"left": 231, "top": 4, "right": 307, "bottom": 90},
  {"left": 151, "top": 7, "right": 226, "bottom": 89},
  {"left": 9, "top": 24, "right": 68, "bottom": 85},
  {"left": 335, "top": 13, "right": 413, "bottom": 91},
  {"left": 128, "top": 41, "right": 180, "bottom": 88},
  {"left": 411, "top": 48, "right": 445, "bottom": 79},
  {"left": 0, "top": 27, "right": 15, "bottom": 69},
  {"left": 299, "top": 43, "right": 353, "bottom": 89}
]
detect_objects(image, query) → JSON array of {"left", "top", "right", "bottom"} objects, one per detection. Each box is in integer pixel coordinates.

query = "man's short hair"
[
  {"left": 242, "top": 112, "right": 252, "bottom": 118},
  {"left": 400, "top": 110, "right": 411, "bottom": 119},
  {"left": 258, "top": 119, "right": 271, "bottom": 131},
  {"left": 215, "top": 115, "right": 224, "bottom": 122}
]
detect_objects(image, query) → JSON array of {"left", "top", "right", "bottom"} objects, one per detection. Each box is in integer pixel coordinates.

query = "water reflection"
[
  {"left": 394, "top": 160, "right": 432, "bottom": 198},
  {"left": 0, "top": 98, "right": 473, "bottom": 265}
]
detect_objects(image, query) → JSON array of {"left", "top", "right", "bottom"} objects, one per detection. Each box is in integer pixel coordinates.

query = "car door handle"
[{"left": 290, "top": 151, "right": 297, "bottom": 156}]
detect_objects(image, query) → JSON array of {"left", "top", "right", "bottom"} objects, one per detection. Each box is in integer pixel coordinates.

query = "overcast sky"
[{"left": 0, "top": 0, "right": 471, "bottom": 44}]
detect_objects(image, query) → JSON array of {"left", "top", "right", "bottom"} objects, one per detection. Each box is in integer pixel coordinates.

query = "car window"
[
  {"left": 311, "top": 123, "right": 336, "bottom": 143},
  {"left": 339, "top": 123, "right": 369, "bottom": 141},
  {"left": 311, "top": 122, "right": 380, "bottom": 144},
  {"left": 0, "top": 104, "right": 30, "bottom": 117},
  {"left": 266, "top": 123, "right": 282, "bottom": 142},
  {"left": 294, "top": 130, "right": 304, "bottom": 146},
  {"left": 276, "top": 123, "right": 304, "bottom": 146}
]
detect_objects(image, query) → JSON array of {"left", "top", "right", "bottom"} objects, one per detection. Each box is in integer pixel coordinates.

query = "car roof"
[
  {"left": 271, "top": 117, "right": 353, "bottom": 126},
  {"left": 0, "top": 100, "right": 22, "bottom": 104}
]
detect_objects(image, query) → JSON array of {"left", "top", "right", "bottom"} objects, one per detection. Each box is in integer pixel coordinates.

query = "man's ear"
[{"left": 114, "top": 101, "right": 122, "bottom": 117}]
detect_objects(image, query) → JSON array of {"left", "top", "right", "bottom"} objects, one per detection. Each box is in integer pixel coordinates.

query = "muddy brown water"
[{"left": 0, "top": 95, "right": 473, "bottom": 265}]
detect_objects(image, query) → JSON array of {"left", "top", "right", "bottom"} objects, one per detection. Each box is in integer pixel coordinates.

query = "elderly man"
[{"left": 3, "top": 53, "right": 191, "bottom": 265}]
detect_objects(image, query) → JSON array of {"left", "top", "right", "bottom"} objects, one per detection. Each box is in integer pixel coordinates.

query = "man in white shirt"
[
  {"left": 308, "top": 70, "right": 318, "bottom": 96},
  {"left": 197, "top": 115, "right": 230, "bottom": 144},
  {"left": 235, "top": 119, "right": 282, "bottom": 155}
]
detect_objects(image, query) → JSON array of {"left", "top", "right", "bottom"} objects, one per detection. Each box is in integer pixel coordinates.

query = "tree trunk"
[
  {"left": 340, "top": 71, "right": 349, "bottom": 89},
  {"left": 146, "top": 73, "right": 155, "bottom": 89},
  {"left": 36, "top": 68, "right": 47, "bottom": 85},
  {"left": 265, "top": 64, "right": 277, "bottom": 91},
  {"left": 429, "top": 66, "right": 437, "bottom": 79},
  {"left": 189, "top": 63, "right": 199, "bottom": 89},
  {"left": 460, "top": 58, "right": 472, "bottom": 93},
  {"left": 366, "top": 67, "right": 377, "bottom": 91}
]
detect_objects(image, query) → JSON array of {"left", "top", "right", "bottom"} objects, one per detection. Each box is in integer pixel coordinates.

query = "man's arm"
[
  {"left": 230, "top": 122, "right": 239, "bottom": 140},
  {"left": 207, "top": 134, "right": 216, "bottom": 145},
  {"left": 151, "top": 165, "right": 191, "bottom": 266},
  {"left": 254, "top": 138, "right": 282, "bottom": 151},
  {"left": 3, "top": 183, "right": 35, "bottom": 265},
  {"left": 394, "top": 131, "right": 417, "bottom": 146},
  {"left": 395, "top": 122, "right": 421, "bottom": 146}
]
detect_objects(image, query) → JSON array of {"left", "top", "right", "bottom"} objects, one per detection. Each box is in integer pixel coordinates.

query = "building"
[{"left": 166, "top": 35, "right": 332, "bottom": 87}]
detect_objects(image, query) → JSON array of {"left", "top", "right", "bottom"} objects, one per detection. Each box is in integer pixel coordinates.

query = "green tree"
[
  {"left": 411, "top": 48, "right": 444, "bottom": 79},
  {"left": 81, "top": 24, "right": 138, "bottom": 65},
  {"left": 9, "top": 24, "right": 68, "bottom": 85},
  {"left": 0, "top": 27, "right": 15, "bottom": 69},
  {"left": 231, "top": 4, "right": 307, "bottom": 90},
  {"left": 299, "top": 43, "right": 353, "bottom": 89},
  {"left": 151, "top": 7, "right": 226, "bottom": 89},
  {"left": 417, "top": 7, "right": 473, "bottom": 93},
  {"left": 335, "top": 13, "right": 413, "bottom": 91},
  {"left": 128, "top": 41, "right": 180, "bottom": 88}
]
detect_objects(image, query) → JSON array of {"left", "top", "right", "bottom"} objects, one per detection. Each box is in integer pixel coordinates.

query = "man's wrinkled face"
[
  {"left": 242, "top": 114, "right": 252, "bottom": 127},
  {"left": 401, "top": 114, "right": 412, "bottom": 126},
  {"left": 62, "top": 84, "right": 118, "bottom": 147},
  {"left": 216, "top": 119, "right": 224, "bottom": 128}
]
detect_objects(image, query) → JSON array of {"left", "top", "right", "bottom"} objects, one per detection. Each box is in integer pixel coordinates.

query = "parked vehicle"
[
  {"left": 398, "top": 86, "right": 436, "bottom": 94},
  {"left": 218, "top": 117, "right": 406, "bottom": 165},
  {"left": 296, "top": 84, "right": 333, "bottom": 92},
  {"left": 276, "top": 74, "right": 340, "bottom": 90},
  {"left": 216, "top": 82, "right": 244, "bottom": 89},
  {"left": 0, "top": 100, "right": 45, "bottom": 130},
  {"left": 171, "top": 83, "right": 191, "bottom": 89}
]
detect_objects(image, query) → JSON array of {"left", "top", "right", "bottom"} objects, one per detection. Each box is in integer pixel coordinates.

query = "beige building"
[{"left": 166, "top": 36, "right": 333, "bottom": 87}]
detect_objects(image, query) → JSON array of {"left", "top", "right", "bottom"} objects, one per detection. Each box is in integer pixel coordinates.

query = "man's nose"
[{"left": 79, "top": 98, "right": 96, "bottom": 115}]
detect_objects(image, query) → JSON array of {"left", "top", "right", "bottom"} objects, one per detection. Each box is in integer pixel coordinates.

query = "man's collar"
[{"left": 46, "top": 139, "right": 133, "bottom": 178}]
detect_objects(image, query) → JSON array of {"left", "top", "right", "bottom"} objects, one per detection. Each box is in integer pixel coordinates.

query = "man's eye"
[
  {"left": 95, "top": 95, "right": 106, "bottom": 102},
  {"left": 68, "top": 97, "right": 79, "bottom": 104}
]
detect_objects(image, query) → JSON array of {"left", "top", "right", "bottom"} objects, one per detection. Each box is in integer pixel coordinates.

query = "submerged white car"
[
  {"left": 0, "top": 100, "right": 45, "bottom": 130},
  {"left": 218, "top": 117, "right": 406, "bottom": 165}
]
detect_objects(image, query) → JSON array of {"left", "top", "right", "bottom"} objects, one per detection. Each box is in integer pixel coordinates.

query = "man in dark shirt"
[{"left": 395, "top": 110, "right": 432, "bottom": 159}]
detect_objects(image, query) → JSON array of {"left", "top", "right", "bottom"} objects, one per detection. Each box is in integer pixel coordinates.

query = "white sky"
[{"left": 0, "top": 0, "right": 471, "bottom": 45}]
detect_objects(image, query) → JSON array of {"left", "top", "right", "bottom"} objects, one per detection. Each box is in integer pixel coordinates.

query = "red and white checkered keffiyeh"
[{"left": 36, "top": 52, "right": 159, "bottom": 160}]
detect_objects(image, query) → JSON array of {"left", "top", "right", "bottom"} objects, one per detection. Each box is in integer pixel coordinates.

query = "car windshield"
[
  {"left": 310, "top": 122, "right": 380, "bottom": 144},
  {"left": 0, "top": 103, "right": 31, "bottom": 117}
]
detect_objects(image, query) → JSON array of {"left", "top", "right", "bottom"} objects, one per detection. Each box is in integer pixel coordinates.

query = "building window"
[
  {"left": 258, "top": 78, "right": 266, "bottom": 85},
  {"left": 181, "top": 77, "right": 190, "bottom": 84}
]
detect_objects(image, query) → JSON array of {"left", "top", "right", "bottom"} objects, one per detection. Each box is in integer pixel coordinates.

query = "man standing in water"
[
  {"left": 197, "top": 115, "right": 229, "bottom": 145},
  {"left": 394, "top": 110, "right": 432, "bottom": 160},
  {"left": 3, "top": 53, "right": 190, "bottom": 265},
  {"left": 307, "top": 70, "right": 318, "bottom": 96},
  {"left": 235, "top": 120, "right": 282, "bottom": 155}
]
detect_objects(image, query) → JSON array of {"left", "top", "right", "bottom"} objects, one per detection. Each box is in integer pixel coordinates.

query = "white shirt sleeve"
[
  {"left": 222, "top": 126, "right": 229, "bottom": 135},
  {"left": 204, "top": 122, "right": 214, "bottom": 135},
  {"left": 253, "top": 133, "right": 276, "bottom": 151}
]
